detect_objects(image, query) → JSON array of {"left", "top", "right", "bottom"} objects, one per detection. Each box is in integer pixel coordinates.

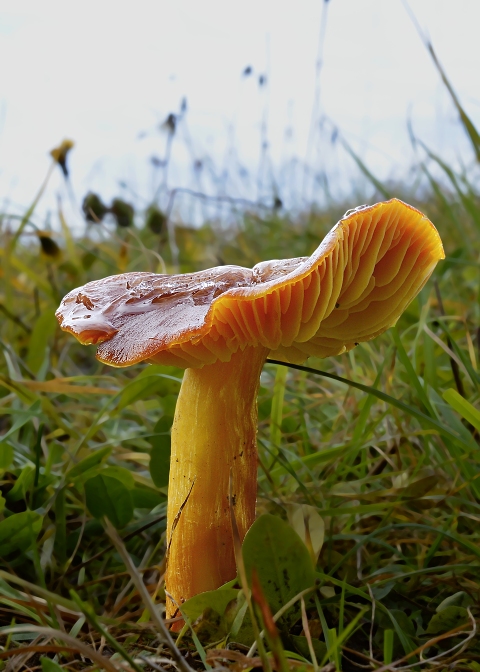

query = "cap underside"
[{"left": 56, "top": 199, "right": 444, "bottom": 368}]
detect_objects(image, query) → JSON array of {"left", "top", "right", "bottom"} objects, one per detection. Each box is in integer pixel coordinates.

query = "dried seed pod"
[
  {"left": 82, "top": 192, "right": 108, "bottom": 223},
  {"left": 39, "top": 234, "right": 61, "bottom": 259},
  {"left": 145, "top": 206, "right": 166, "bottom": 234},
  {"left": 109, "top": 198, "right": 134, "bottom": 228},
  {"left": 50, "top": 139, "right": 75, "bottom": 177}
]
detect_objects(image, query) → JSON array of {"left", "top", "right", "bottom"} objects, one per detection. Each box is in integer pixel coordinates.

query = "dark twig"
[{"left": 434, "top": 280, "right": 465, "bottom": 397}]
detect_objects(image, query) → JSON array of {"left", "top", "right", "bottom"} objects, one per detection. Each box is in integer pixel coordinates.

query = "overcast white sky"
[{"left": 0, "top": 0, "right": 479, "bottom": 227}]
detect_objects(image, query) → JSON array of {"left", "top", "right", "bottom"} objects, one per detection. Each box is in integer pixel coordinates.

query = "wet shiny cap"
[{"left": 56, "top": 199, "right": 444, "bottom": 368}]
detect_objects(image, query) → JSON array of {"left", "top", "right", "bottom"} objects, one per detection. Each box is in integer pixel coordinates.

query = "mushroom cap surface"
[{"left": 56, "top": 199, "right": 444, "bottom": 368}]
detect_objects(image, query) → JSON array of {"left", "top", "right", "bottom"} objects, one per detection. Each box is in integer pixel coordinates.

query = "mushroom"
[{"left": 56, "top": 199, "right": 444, "bottom": 622}]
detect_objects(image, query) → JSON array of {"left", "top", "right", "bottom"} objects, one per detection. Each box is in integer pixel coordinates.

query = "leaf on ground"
[
  {"left": 436, "top": 591, "right": 474, "bottom": 612},
  {"left": 181, "top": 588, "right": 239, "bottom": 624},
  {"left": 84, "top": 474, "right": 133, "bottom": 528},
  {"left": 426, "top": 606, "right": 470, "bottom": 634},
  {"left": 242, "top": 514, "right": 316, "bottom": 622},
  {"left": 40, "top": 657, "right": 64, "bottom": 672}
]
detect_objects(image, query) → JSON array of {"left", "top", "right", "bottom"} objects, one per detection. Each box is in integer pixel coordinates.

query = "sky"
[{"left": 0, "top": 0, "right": 479, "bottom": 229}]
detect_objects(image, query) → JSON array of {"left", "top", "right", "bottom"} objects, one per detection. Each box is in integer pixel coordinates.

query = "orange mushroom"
[{"left": 56, "top": 199, "right": 444, "bottom": 623}]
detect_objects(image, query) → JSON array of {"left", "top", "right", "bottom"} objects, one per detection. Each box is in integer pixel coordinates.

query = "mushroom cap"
[{"left": 56, "top": 199, "right": 444, "bottom": 368}]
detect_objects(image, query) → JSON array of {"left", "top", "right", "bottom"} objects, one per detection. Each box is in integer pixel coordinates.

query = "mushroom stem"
[{"left": 165, "top": 345, "right": 268, "bottom": 622}]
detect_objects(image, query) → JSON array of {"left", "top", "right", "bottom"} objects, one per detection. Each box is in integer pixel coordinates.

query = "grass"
[{"left": 1, "top": 46, "right": 480, "bottom": 672}]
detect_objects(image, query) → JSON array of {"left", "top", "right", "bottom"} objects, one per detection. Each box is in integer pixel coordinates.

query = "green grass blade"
[
  {"left": 443, "top": 388, "right": 480, "bottom": 432},
  {"left": 267, "top": 359, "right": 473, "bottom": 450},
  {"left": 270, "top": 364, "right": 288, "bottom": 449}
]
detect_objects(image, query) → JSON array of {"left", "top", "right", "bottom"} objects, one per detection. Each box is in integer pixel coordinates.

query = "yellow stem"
[{"left": 165, "top": 346, "right": 268, "bottom": 621}]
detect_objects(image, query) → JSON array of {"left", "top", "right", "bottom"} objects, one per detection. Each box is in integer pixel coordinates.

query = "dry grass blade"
[
  {"left": 0, "top": 625, "right": 119, "bottom": 671},
  {"left": 301, "top": 596, "right": 319, "bottom": 672},
  {"left": 20, "top": 378, "right": 119, "bottom": 395},
  {"left": 206, "top": 648, "right": 328, "bottom": 672},
  {"left": 0, "top": 570, "right": 79, "bottom": 614},
  {"left": 0, "top": 644, "right": 80, "bottom": 660},
  {"left": 373, "top": 609, "right": 477, "bottom": 672},
  {"left": 103, "top": 517, "right": 195, "bottom": 672}
]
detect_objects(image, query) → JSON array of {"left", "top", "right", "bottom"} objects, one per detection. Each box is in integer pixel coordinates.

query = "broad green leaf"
[
  {"left": 131, "top": 485, "right": 165, "bottom": 509},
  {"left": 436, "top": 591, "right": 474, "bottom": 612},
  {"left": 149, "top": 434, "right": 171, "bottom": 488},
  {"left": 426, "top": 606, "right": 470, "bottom": 634},
  {"left": 84, "top": 474, "right": 133, "bottom": 528},
  {"left": 70, "top": 464, "right": 135, "bottom": 488},
  {"left": 242, "top": 514, "right": 316, "bottom": 621},
  {"left": 181, "top": 588, "right": 239, "bottom": 626},
  {"left": 41, "top": 657, "right": 64, "bottom": 672},
  {"left": 0, "top": 511, "right": 43, "bottom": 556},
  {"left": 443, "top": 388, "right": 480, "bottom": 432},
  {"left": 102, "top": 466, "right": 135, "bottom": 489},
  {"left": 468, "top": 664, "right": 480, "bottom": 672},
  {"left": 152, "top": 415, "right": 173, "bottom": 434}
]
